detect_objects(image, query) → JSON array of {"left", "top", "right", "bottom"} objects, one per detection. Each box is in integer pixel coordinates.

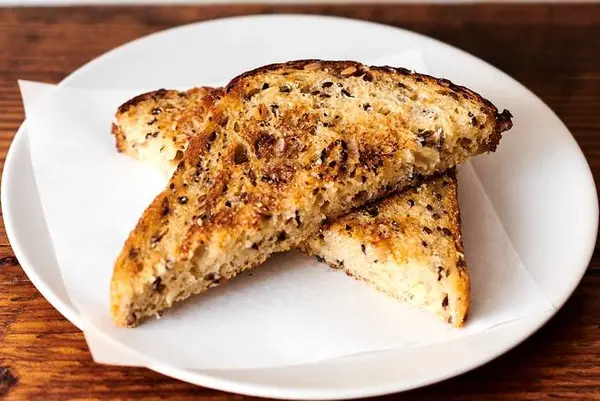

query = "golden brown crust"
[
  {"left": 117, "top": 88, "right": 171, "bottom": 114},
  {"left": 487, "top": 109, "right": 513, "bottom": 153},
  {"left": 111, "top": 60, "right": 512, "bottom": 327},
  {"left": 440, "top": 169, "right": 470, "bottom": 326},
  {"left": 111, "top": 122, "right": 126, "bottom": 153}
]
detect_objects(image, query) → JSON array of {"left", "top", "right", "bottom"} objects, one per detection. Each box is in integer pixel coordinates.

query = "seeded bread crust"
[
  {"left": 302, "top": 170, "right": 469, "bottom": 327},
  {"left": 110, "top": 59, "right": 513, "bottom": 327}
]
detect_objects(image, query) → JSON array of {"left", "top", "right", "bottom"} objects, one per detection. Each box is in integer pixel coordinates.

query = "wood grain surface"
[{"left": 0, "top": 3, "right": 599, "bottom": 400}]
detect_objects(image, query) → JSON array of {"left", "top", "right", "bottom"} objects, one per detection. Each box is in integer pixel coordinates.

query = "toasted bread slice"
[
  {"left": 114, "top": 87, "right": 469, "bottom": 327},
  {"left": 302, "top": 170, "right": 469, "bottom": 326},
  {"left": 110, "top": 60, "right": 512, "bottom": 327},
  {"left": 112, "top": 87, "right": 214, "bottom": 175}
]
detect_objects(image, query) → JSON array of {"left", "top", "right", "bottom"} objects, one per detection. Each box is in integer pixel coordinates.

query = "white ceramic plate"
[{"left": 2, "top": 15, "right": 597, "bottom": 399}]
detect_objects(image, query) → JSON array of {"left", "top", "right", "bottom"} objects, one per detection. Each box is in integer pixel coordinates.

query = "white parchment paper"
[{"left": 19, "top": 51, "right": 553, "bottom": 370}]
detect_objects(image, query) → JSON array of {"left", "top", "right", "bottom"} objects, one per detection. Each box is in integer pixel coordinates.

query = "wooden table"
[{"left": 1, "top": 3, "right": 599, "bottom": 400}]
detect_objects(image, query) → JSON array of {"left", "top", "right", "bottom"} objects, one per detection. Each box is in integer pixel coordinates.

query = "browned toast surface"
[
  {"left": 111, "top": 59, "right": 512, "bottom": 327},
  {"left": 303, "top": 170, "right": 469, "bottom": 326},
  {"left": 112, "top": 87, "right": 215, "bottom": 175},
  {"left": 114, "top": 86, "right": 469, "bottom": 326}
]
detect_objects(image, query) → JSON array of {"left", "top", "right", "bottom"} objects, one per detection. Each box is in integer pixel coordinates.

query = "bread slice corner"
[
  {"left": 112, "top": 87, "right": 215, "bottom": 176},
  {"left": 302, "top": 170, "right": 469, "bottom": 327}
]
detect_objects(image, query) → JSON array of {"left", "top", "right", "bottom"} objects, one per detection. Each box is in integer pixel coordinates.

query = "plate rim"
[{"left": 2, "top": 13, "right": 598, "bottom": 400}]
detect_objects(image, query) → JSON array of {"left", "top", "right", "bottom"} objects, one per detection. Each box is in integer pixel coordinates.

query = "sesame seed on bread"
[
  {"left": 112, "top": 87, "right": 215, "bottom": 175},
  {"left": 302, "top": 170, "right": 469, "bottom": 326}
]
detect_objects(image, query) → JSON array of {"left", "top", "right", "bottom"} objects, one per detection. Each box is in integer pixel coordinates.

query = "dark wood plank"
[{"left": 0, "top": 4, "right": 599, "bottom": 400}]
